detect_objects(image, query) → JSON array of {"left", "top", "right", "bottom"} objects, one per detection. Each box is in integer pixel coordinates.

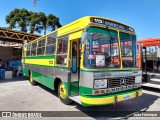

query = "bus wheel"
[
  {"left": 58, "top": 81, "right": 72, "bottom": 104},
  {"left": 29, "top": 72, "right": 36, "bottom": 85}
]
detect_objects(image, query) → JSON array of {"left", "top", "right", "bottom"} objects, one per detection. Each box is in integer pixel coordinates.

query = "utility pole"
[{"left": 33, "top": 0, "right": 39, "bottom": 12}]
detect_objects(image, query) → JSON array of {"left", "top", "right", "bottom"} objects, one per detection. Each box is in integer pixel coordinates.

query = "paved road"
[{"left": 0, "top": 77, "right": 159, "bottom": 120}]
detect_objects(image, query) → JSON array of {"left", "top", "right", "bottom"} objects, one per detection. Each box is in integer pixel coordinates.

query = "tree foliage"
[
  {"left": 5, "top": 8, "right": 62, "bottom": 35},
  {"left": 47, "top": 14, "right": 62, "bottom": 31}
]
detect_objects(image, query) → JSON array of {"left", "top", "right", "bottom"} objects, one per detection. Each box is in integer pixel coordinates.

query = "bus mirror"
[{"left": 72, "top": 56, "right": 77, "bottom": 73}]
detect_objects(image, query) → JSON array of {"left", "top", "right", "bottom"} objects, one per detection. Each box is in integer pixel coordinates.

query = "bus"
[
  {"left": 137, "top": 37, "right": 160, "bottom": 89},
  {"left": 22, "top": 16, "right": 142, "bottom": 106}
]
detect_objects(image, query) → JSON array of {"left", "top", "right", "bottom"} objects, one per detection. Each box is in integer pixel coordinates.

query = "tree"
[
  {"left": 29, "top": 12, "right": 42, "bottom": 34},
  {"left": 5, "top": 8, "right": 62, "bottom": 34},
  {"left": 39, "top": 12, "right": 47, "bottom": 35},
  {"left": 6, "top": 9, "right": 20, "bottom": 29},
  {"left": 5, "top": 8, "right": 30, "bottom": 32},
  {"left": 47, "top": 14, "right": 62, "bottom": 31}
]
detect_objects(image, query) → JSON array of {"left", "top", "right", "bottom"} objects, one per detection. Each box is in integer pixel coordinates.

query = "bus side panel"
[
  {"left": 32, "top": 71, "right": 44, "bottom": 84},
  {"left": 22, "top": 68, "right": 29, "bottom": 77},
  {"left": 54, "top": 67, "right": 70, "bottom": 95},
  {"left": 43, "top": 75, "right": 54, "bottom": 90},
  {"left": 32, "top": 71, "right": 54, "bottom": 90},
  {"left": 80, "top": 71, "right": 93, "bottom": 95}
]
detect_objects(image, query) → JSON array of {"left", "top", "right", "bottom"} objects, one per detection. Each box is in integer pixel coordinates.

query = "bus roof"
[
  {"left": 57, "top": 16, "right": 135, "bottom": 36},
  {"left": 137, "top": 37, "right": 160, "bottom": 46},
  {"left": 27, "top": 16, "right": 135, "bottom": 44}
]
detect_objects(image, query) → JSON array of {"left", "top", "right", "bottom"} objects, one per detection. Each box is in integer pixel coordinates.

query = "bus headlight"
[
  {"left": 94, "top": 79, "right": 107, "bottom": 89},
  {"left": 135, "top": 76, "right": 142, "bottom": 83}
]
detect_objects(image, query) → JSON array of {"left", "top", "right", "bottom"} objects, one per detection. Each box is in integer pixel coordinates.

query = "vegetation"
[{"left": 5, "top": 8, "right": 62, "bottom": 35}]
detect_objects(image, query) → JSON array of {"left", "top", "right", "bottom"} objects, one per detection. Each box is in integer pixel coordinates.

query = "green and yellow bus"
[{"left": 22, "top": 16, "right": 142, "bottom": 106}]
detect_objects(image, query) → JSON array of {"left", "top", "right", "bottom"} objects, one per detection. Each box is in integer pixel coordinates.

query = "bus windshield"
[
  {"left": 84, "top": 27, "right": 120, "bottom": 68},
  {"left": 84, "top": 27, "right": 136, "bottom": 68},
  {"left": 120, "top": 32, "right": 136, "bottom": 68}
]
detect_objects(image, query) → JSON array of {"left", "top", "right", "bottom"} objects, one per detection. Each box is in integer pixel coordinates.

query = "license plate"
[{"left": 122, "top": 94, "right": 132, "bottom": 100}]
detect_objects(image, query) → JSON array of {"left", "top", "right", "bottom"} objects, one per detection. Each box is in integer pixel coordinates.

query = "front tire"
[
  {"left": 58, "top": 81, "right": 72, "bottom": 104},
  {"left": 29, "top": 72, "right": 36, "bottom": 85}
]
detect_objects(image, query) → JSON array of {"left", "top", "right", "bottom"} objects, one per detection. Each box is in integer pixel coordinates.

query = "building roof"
[{"left": 0, "top": 28, "right": 41, "bottom": 43}]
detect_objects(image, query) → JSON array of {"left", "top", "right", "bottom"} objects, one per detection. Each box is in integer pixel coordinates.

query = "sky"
[{"left": 0, "top": 0, "right": 160, "bottom": 39}]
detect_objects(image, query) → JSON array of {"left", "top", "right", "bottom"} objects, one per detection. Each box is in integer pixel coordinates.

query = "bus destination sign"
[{"left": 91, "top": 17, "right": 135, "bottom": 33}]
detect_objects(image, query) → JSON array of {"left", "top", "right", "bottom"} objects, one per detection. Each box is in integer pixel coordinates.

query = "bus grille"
[{"left": 108, "top": 76, "right": 135, "bottom": 88}]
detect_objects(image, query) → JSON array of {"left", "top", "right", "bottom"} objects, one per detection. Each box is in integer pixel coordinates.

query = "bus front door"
[{"left": 69, "top": 40, "right": 79, "bottom": 96}]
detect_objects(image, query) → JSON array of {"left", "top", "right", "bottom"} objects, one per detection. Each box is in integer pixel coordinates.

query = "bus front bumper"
[{"left": 80, "top": 88, "right": 142, "bottom": 106}]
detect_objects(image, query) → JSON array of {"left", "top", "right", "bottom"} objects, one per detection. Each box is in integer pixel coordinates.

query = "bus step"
[{"left": 70, "top": 96, "right": 81, "bottom": 104}]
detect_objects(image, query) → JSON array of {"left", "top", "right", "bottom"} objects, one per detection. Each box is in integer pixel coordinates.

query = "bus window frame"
[
  {"left": 45, "top": 33, "right": 57, "bottom": 55},
  {"left": 26, "top": 44, "right": 31, "bottom": 56},
  {"left": 37, "top": 37, "right": 46, "bottom": 56},
  {"left": 30, "top": 41, "right": 37, "bottom": 56},
  {"left": 82, "top": 25, "right": 137, "bottom": 69},
  {"left": 56, "top": 36, "right": 69, "bottom": 66}
]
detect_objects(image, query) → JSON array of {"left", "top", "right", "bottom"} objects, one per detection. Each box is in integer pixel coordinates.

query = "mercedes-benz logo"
[{"left": 120, "top": 78, "right": 126, "bottom": 85}]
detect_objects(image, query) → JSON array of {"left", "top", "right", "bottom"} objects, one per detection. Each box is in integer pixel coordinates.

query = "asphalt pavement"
[{"left": 0, "top": 76, "right": 159, "bottom": 120}]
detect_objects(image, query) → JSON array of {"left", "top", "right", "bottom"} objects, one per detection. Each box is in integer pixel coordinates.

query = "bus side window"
[
  {"left": 37, "top": 38, "right": 46, "bottom": 56},
  {"left": 31, "top": 42, "right": 37, "bottom": 56},
  {"left": 56, "top": 36, "right": 68, "bottom": 65},
  {"left": 46, "top": 34, "right": 57, "bottom": 55},
  {"left": 26, "top": 44, "right": 31, "bottom": 56}
]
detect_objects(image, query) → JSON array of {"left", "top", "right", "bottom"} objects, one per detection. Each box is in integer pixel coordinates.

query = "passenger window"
[
  {"left": 26, "top": 44, "right": 31, "bottom": 56},
  {"left": 31, "top": 42, "right": 37, "bottom": 56},
  {"left": 37, "top": 39, "right": 46, "bottom": 55},
  {"left": 56, "top": 36, "right": 68, "bottom": 65},
  {"left": 46, "top": 34, "right": 57, "bottom": 55}
]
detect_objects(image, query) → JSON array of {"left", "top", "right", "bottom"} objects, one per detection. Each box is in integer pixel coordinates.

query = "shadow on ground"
[
  {"left": 0, "top": 76, "right": 28, "bottom": 83},
  {"left": 74, "top": 93, "right": 159, "bottom": 119},
  {"left": 1, "top": 76, "right": 159, "bottom": 119},
  {"left": 37, "top": 82, "right": 159, "bottom": 119}
]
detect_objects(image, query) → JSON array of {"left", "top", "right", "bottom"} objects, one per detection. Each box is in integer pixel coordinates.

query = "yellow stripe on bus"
[
  {"left": 80, "top": 96, "right": 115, "bottom": 105},
  {"left": 80, "top": 89, "right": 142, "bottom": 105},
  {"left": 25, "top": 59, "right": 55, "bottom": 66}
]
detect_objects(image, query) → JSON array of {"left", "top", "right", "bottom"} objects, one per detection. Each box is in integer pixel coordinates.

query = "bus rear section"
[{"left": 137, "top": 38, "right": 160, "bottom": 89}]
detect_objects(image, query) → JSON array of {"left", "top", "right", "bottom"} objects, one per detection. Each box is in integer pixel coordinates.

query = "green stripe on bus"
[
  {"left": 22, "top": 55, "right": 55, "bottom": 59},
  {"left": 80, "top": 86, "right": 92, "bottom": 95}
]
